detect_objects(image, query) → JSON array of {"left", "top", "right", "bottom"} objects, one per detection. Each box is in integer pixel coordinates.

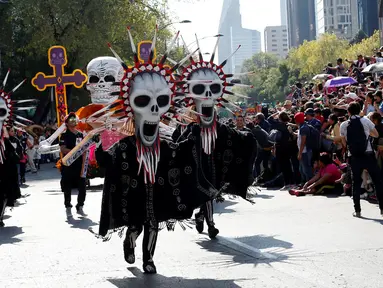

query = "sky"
[{"left": 168, "top": 0, "right": 281, "bottom": 53}]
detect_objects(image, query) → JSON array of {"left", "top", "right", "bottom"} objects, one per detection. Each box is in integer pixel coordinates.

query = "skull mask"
[
  {"left": 0, "top": 97, "right": 9, "bottom": 138},
  {"left": 49, "top": 47, "right": 66, "bottom": 66},
  {"left": 86, "top": 57, "right": 124, "bottom": 104},
  {"left": 130, "top": 72, "right": 171, "bottom": 147},
  {"left": 188, "top": 68, "right": 223, "bottom": 127}
]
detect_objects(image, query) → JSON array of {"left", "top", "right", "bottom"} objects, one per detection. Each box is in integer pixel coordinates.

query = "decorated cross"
[{"left": 32, "top": 46, "right": 87, "bottom": 126}]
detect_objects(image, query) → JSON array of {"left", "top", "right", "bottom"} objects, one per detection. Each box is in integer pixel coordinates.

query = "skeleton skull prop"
[
  {"left": 130, "top": 72, "right": 172, "bottom": 146},
  {"left": 188, "top": 68, "right": 223, "bottom": 127},
  {"left": 86, "top": 57, "right": 124, "bottom": 104},
  {"left": 0, "top": 96, "right": 9, "bottom": 138}
]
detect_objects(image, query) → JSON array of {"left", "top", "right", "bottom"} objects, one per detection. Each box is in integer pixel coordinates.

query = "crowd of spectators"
[{"left": 231, "top": 52, "right": 383, "bottom": 218}]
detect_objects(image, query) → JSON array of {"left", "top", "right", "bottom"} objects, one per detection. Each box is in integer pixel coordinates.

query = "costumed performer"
[
  {"left": 172, "top": 35, "right": 257, "bottom": 238},
  {"left": 91, "top": 27, "right": 221, "bottom": 274},
  {"left": 0, "top": 70, "right": 35, "bottom": 227}
]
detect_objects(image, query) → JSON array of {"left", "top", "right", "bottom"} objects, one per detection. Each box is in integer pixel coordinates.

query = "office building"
[
  {"left": 357, "top": 0, "right": 379, "bottom": 37},
  {"left": 287, "top": 0, "right": 317, "bottom": 48},
  {"left": 264, "top": 25, "right": 289, "bottom": 59},
  {"left": 315, "top": 0, "right": 359, "bottom": 40},
  {"left": 218, "top": 0, "right": 262, "bottom": 74},
  {"left": 280, "top": 0, "right": 288, "bottom": 26}
]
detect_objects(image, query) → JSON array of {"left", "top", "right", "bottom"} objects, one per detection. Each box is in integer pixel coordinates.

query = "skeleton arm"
[{"left": 38, "top": 123, "right": 67, "bottom": 154}]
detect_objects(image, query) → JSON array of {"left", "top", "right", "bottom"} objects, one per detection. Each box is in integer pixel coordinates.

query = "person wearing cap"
[
  {"left": 305, "top": 108, "right": 322, "bottom": 131},
  {"left": 294, "top": 112, "right": 313, "bottom": 183},
  {"left": 59, "top": 112, "right": 87, "bottom": 217}
]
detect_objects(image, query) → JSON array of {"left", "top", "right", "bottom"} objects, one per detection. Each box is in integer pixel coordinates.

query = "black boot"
[
  {"left": 195, "top": 212, "right": 204, "bottom": 234},
  {"left": 124, "top": 226, "right": 142, "bottom": 264},
  {"left": 208, "top": 226, "right": 219, "bottom": 239},
  {"left": 143, "top": 261, "right": 157, "bottom": 274}
]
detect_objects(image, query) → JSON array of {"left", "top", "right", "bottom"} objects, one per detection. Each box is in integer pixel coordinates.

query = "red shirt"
[
  {"left": 319, "top": 164, "right": 341, "bottom": 184},
  {"left": 315, "top": 115, "right": 325, "bottom": 123}
]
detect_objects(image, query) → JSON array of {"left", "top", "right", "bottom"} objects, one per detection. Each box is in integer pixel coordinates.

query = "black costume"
[
  {"left": 173, "top": 121, "right": 257, "bottom": 237},
  {"left": 0, "top": 138, "right": 22, "bottom": 226},
  {"left": 59, "top": 130, "right": 86, "bottom": 209},
  {"left": 96, "top": 126, "right": 219, "bottom": 273}
]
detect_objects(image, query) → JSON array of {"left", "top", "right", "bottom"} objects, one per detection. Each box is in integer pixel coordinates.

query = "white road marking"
[{"left": 216, "top": 235, "right": 278, "bottom": 260}]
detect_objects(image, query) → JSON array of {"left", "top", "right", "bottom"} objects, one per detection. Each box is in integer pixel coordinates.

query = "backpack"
[
  {"left": 305, "top": 124, "right": 320, "bottom": 150},
  {"left": 347, "top": 117, "right": 367, "bottom": 156},
  {"left": 268, "top": 129, "right": 282, "bottom": 144}
]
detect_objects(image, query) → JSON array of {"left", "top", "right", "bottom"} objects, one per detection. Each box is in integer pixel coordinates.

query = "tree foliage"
[
  {"left": 238, "top": 31, "right": 381, "bottom": 104},
  {"left": 0, "top": 0, "right": 174, "bottom": 120}
]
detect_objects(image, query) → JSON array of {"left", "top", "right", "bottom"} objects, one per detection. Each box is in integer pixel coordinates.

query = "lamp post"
[
  {"left": 185, "top": 34, "right": 223, "bottom": 50},
  {"left": 159, "top": 20, "right": 191, "bottom": 31},
  {"left": 161, "top": 20, "right": 191, "bottom": 52}
]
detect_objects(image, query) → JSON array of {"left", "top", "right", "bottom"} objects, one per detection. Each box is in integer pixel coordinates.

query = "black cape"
[
  {"left": 172, "top": 122, "right": 257, "bottom": 199},
  {"left": 96, "top": 125, "right": 219, "bottom": 237},
  {"left": 0, "top": 138, "right": 21, "bottom": 206}
]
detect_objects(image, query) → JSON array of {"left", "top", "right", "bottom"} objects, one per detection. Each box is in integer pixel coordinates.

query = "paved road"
[{"left": 1, "top": 164, "right": 383, "bottom": 288}]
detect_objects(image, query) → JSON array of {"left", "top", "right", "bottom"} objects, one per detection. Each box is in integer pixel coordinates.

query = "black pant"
[
  {"left": 125, "top": 221, "right": 159, "bottom": 263},
  {"left": 276, "top": 146, "right": 294, "bottom": 185},
  {"left": 19, "top": 163, "right": 26, "bottom": 181},
  {"left": 196, "top": 200, "right": 215, "bottom": 227},
  {"left": 350, "top": 153, "right": 383, "bottom": 213},
  {"left": 254, "top": 149, "right": 271, "bottom": 177},
  {"left": 61, "top": 175, "right": 86, "bottom": 208}
]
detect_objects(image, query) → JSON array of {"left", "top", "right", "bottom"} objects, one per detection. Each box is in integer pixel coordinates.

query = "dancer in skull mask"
[
  {"left": 59, "top": 112, "right": 87, "bottom": 216},
  {"left": 172, "top": 36, "right": 257, "bottom": 238},
  {"left": 91, "top": 28, "right": 220, "bottom": 274},
  {"left": 0, "top": 71, "right": 32, "bottom": 227}
]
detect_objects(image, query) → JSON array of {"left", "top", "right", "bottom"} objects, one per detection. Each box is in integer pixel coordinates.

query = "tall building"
[
  {"left": 287, "top": 0, "right": 317, "bottom": 48},
  {"left": 280, "top": 0, "right": 288, "bottom": 26},
  {"left": 315, "top": 0, "right": 359, "bottom": 40},
  {"left": 264, "top": 26, "right": 289, "bottom": 59},
  {"left": 357, "top": 0, "right": 379, "bottom": 37},
  {"left": 218, "top": 0, "right": 262, "bottom": 74}
]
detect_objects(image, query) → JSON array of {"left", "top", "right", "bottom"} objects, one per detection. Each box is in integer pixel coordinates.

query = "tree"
[
  {"left": 0, "top": 0, "right": 173, "bottom": 121},
  {"left": 350, "top": 29, "right": 368, "bottom": 45}
]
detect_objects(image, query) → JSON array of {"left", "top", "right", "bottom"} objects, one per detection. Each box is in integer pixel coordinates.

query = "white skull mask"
[
  {"left": 86, "top": 57, "right": 124, "bottom": 104},
  {"left": 130, "top": 72, "right": 172, "bottom": 146},
  {"left": 0, "top": 97, "right": 9, "bottom": 138},
  {"left": 189, "top": 68, "right": 223, "bottom": 127}
]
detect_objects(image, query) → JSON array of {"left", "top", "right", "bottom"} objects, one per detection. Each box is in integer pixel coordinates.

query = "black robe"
[
  {"left": 96, "top": 125, "right": 219, "bottom": 237},
  {"left": 0, "top": 138, "right": 21, "bottom": 206},
  {"left": 172, "top": 122, "right": 257, "bottom": 199}
]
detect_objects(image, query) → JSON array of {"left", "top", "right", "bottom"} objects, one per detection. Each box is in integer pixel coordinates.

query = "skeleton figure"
[
  {"left": 49, "top": 47, "right": 66, "bottom": 66},
  {"left": 130, "top": 72, "right": 172, "bottom": 147},
  {"left": 189, "top": 68, "right": 222, "bottom": 128},
  {"left": 0, "top": 97, "right": 9, "bottom": 140},
  {"left": 86, "top": 57, "right": 124, "bottom": 104}
]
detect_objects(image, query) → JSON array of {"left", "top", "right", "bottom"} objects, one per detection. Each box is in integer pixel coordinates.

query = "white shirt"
[{"left": 340, "top": 116, "right": 375, "bottom": 153}]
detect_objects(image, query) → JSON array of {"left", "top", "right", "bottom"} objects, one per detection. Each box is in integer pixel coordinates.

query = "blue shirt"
[{"left": 307, "top": 118, "right": 322, "bottom": 131}]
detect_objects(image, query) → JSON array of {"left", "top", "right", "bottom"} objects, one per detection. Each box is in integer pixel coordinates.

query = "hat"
[
  {"left": 345, "top": 92, "right": 358, "bottom": 100},
  {"left": 304, "top": 108, "right": 315, "bottom": 116},
  {"left": 294, "top": 112, "right": 305, "bottom": 124},
  {"left": 284, "top": 100, "right": 292, "bottom": 106}
]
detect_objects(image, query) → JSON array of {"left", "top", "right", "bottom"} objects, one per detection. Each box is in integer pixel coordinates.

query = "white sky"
[{"left": 168, "top": 0, "right": 281, "bottom": 52}]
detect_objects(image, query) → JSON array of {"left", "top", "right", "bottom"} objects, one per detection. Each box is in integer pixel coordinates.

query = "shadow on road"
[
  {"left": 196, "top": 234, "right": 311, "bottom": 267},
  {"left": 214, "top": 200, "right": 237, "bottom": 214},
  {"left": 0, "top": 226, "right": 23, "bottom": 245},
  {"left": 107, "top": 267, "right": 245, "bottom": 288},
  {"left": 66, "top": 216, "right": 98, "bottom": 230}
]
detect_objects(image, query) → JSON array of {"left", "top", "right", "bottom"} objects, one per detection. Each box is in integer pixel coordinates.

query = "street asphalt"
[{"left": 1, "top": 164, "right": 383, "bottom": 288}]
